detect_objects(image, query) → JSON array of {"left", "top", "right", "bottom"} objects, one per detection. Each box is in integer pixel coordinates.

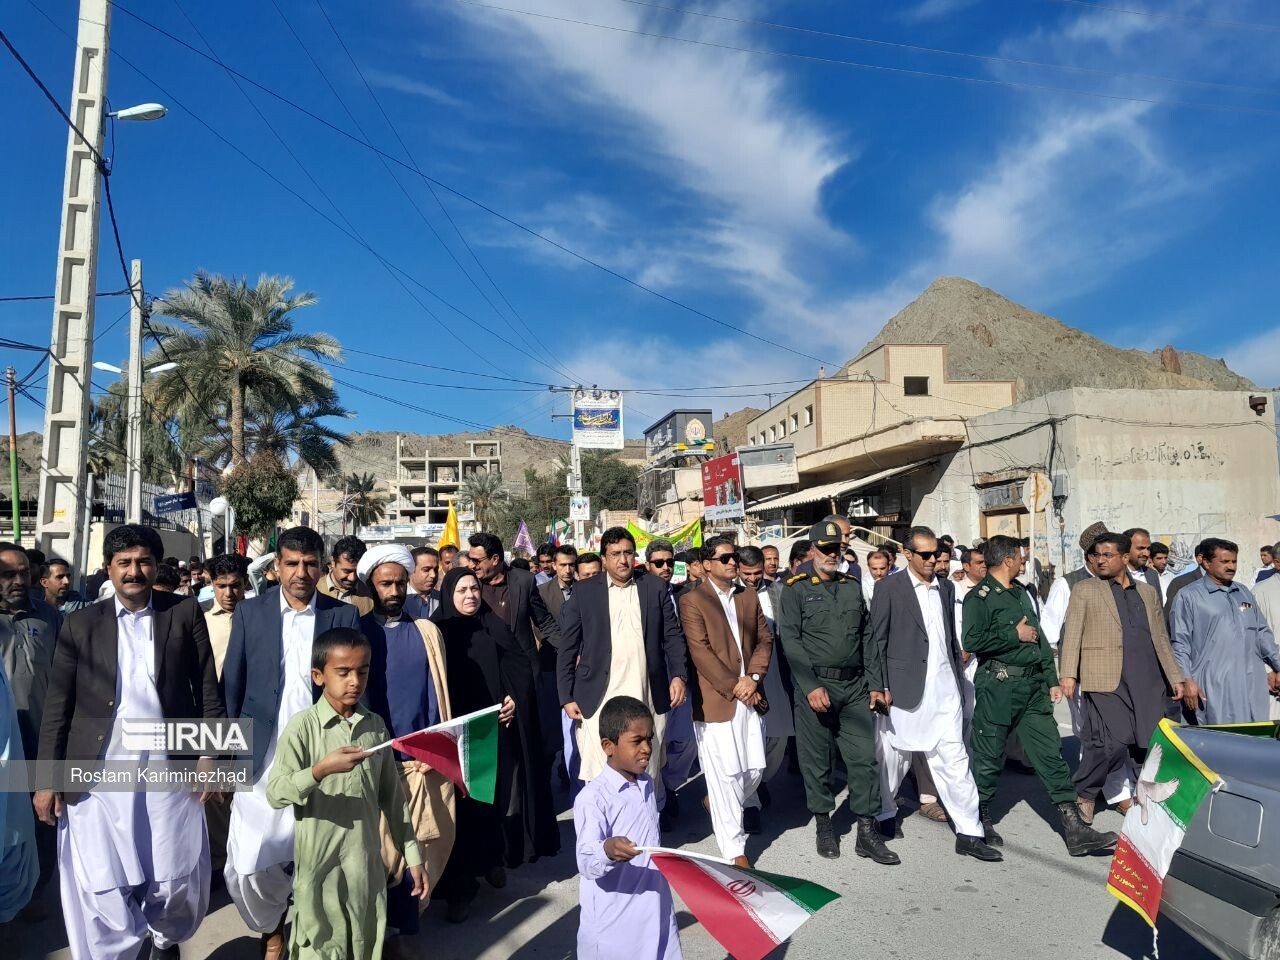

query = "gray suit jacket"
[{"left": 871, "top": 570, "right": 963, "bottom": 712}]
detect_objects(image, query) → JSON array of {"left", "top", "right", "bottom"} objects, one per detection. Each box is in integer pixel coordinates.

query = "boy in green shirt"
[{"left": 268, "top": 627, "right": 428, "bottom": 959}]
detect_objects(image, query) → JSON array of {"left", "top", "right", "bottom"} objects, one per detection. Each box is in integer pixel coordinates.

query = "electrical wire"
[
  {"left": 0, "top": 289, "right": 131, "bottom": 303},
  {"left": 89, "top": 0, "right": 840, "bottom": 368},
  {"left": 1040, "top": 0, "right": 1280, "bottom": 33},
  {"left": 447, "top": 0, "right": 1280, "bottom": 120},
  {"left": 609, "top": 0, "right": 1280, "bottom": 97},
  {"left": 302, "top": 0, "right": 585, "bottom": 385}
]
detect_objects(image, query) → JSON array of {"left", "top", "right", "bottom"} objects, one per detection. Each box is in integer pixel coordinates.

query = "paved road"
[{"left": 15, "top": 702, "right": 1216, "bottom": 960}]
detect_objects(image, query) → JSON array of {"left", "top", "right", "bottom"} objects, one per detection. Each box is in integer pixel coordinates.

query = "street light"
[
  {"left": 108, "top": 102, "right": 167, "bottom": 122},
  {"left": 91, "top": 356, "right": 178, "bottom": 523},
  {"left": 93, "top": 360, "right": 177, "bottom": 375}
]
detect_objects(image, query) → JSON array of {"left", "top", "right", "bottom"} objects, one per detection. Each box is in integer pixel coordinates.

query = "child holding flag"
[
  {"left": 267, "top": 627, "right": 428, "bottom": 959},
  {"left": 574, "top": 695, "right": 683, "bottom": 959}
]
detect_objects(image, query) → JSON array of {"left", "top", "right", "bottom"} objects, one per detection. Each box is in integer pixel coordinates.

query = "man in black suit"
[
  {"left": 538, "top": 544, "right": 579, "bottom": 784},
  {"left": 558, "top": 527, "right": 687, "bottom": 804},
  {"left": 221, "top": 526, "right": 360, "bottom": 958},
  {"left": 1123, "top": 527, "right": 1164, "bottom": 606},
  {"left": 872, "top": 526, "right": 1001, "bottom": 862},
  {"left": 34, "top": 524, "right": 223, "bottom": 960}
]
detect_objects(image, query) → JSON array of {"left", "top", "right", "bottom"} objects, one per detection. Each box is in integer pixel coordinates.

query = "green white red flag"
[
  {"left": 1107, "top": 718, "right": 1221, "bottom": 927},
  {"left": 376, "top": 704, "right": 501, "bottom": 804},
  {"left": 640, "top": 847, "right": 839, "bottom": 960}
]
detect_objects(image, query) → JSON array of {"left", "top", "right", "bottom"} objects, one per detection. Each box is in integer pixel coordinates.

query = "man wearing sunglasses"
[
  {"left": 678, "top": 536, "right": 771, "bottom": 867},
  {"left": 872, "top": 527, "right": 1001, "bottom": 862},
  {"left": 776, "top": 521, "right": 897, "bottom": 864}
]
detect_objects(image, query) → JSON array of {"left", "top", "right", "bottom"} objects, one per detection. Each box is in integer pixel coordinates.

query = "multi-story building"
[
  {"left": 390, "top": 438, "right": 502, "bottom": 527},
  {"left": 745, "top": 344, "right": 1015, "bottom": 541}
]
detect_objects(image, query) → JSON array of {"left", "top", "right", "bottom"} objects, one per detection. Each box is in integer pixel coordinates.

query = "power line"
[
  {"left": 446, "top": 0, "right": 1280, "bottom": 120},
  {"left": 610, "top": 0, "right": 1280, "bottom": 97},
  {"left": 301, "top": 0, "right": 585, "bottom": 384},
  {"left": 92, "top": 0, "right": 840, "bottom": 368},
  {"left": 1041, "top": 0, "right": 1280, "bottom": 33},
  {"left": 0, "top": 289, "right": 131, "bottom": 303}
]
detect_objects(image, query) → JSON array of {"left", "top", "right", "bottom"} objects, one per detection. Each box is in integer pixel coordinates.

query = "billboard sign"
[
  {"left": 572, "top": 389, "right": 624, "bottom": 450},
  {"left": 701, "top": 453, "right": 745, "bottom": 522},
  {"left": 644, "top": 409, "right": 714, "bottom": 463},
  {"left": 154, "top": 491, "right": 197, "bottom": 515},
  {"left": 736, "top": 443, "right": 799, "bottom": 489},
  {"left": 569, "top": 496, "right": 592, "bottom": 521}
]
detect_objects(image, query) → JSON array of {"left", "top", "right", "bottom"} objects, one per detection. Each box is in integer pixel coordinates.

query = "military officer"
[
  {"left": 963, "top": 535, "right": 1118, "bottom": 857},
  {"left": 776, "top": 520, "right": 898, "bottom": 865}
]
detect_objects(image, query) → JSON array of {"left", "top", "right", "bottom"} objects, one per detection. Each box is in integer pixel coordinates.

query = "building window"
[
  {"left": 790, "top": 413, "right": 798, "bottom": 432},
  {"left": 904, "top": 376, "right": 929, "bottom": 396},
  {"left": 803, "top": 404, "right": 813, "bottom": 426},
  {"left": 768, "top": 427, "right": 776, "bottom": 442},
  {"left": 778, "top": 421, "right": 787, "bottom": 438}
]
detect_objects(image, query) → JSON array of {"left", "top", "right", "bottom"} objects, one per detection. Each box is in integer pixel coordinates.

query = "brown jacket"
[
  {"left": 317, "top": 573, "right": 375, "bottom": 617},
  {"left": 679, "top": 580, "right": 772, "bottom": 723},
  {"left": 1059, "top": 576, "right": 1183, "bottom": 694}
]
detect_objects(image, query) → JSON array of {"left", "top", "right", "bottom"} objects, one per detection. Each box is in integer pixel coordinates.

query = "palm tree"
[
  {"left": 148, "top": 271, "right": 343, "bottom": 467},
  {"left": 457, "top": 470, "right": 509, "bottom": 532},
  {"left": 340, "top": 472, "right": 389, "bottom": 529},
  {"left": 185, "top": 395, "right": 351, "bottom": 481}
]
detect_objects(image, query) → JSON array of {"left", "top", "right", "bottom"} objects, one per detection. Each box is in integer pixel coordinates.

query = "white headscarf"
[{"left": 357, "top": 543, "right": 415, "bottom": 582}]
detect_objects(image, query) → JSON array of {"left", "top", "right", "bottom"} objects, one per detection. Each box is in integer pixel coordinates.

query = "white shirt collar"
[
  {"left": 114, "top": 596, "right": 153, "bottom": 618},
  {"left": 908, "top": 569, "right": 937, "bottom": 590},
  {"left": 280, "top": 587, "right": 318, "bottom": 615}
]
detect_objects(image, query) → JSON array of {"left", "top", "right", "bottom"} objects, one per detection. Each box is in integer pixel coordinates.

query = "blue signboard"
[{"left": 154, "top": 491, "right": 198, "bottom": 515}]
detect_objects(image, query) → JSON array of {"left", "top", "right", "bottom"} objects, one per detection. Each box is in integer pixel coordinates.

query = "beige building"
[
  {"left": 746, "top": 344, "right": 1015, "bottom": 539},
  {"left": 915, "top": 388, "right": 1280, "bottom": 575},
  {"left": 391, "top": 439, "right": 501, "bottom": 526}
]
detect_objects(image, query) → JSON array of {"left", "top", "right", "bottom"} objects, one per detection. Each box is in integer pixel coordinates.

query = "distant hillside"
[{"left": 857, "top": 276, "right": 1255, "bottom": 400}]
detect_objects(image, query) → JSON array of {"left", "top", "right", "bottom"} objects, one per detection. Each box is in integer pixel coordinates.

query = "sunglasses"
[
  {"left": 710, "top": 552, "right": 739, "bottom": 564},
  {"left": 648, "top": 558, "right": 674, "bottom": 568},
  {"left": 815, "top": 544, "right": 841, "bottom": 556}
]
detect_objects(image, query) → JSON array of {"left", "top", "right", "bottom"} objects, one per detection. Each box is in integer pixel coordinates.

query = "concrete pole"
[
  {"left": 125, "top": 258, "right": 143, "bottom": 523},
  {"left": 36, "top": 0, "right": 111, "bottom": 573},
  {"left": 6, "top": 367, "right": 19, "bottom": 540},
  {"left": 570, "top": 438, "right": 584, "bottom": 547}
]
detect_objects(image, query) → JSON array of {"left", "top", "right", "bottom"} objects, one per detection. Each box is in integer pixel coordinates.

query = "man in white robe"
[
  {"left": 872, "top": 527, "right": 1001, "bottom": 862},
  {"left": 34, "top": 524, "right": 222, "bottom": 960},
  {"left": 678, "top": 537, "right": 771, "bottom": 866}
]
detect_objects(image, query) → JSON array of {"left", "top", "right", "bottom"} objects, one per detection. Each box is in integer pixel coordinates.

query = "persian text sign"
[
  {"left": 702, "top": 453, "right": 745, "bottom": 522},
  {"left": 572, "top": 389, "right": 624, "bottom": 450}
]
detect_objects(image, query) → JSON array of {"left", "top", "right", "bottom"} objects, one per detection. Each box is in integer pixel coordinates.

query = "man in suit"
[
  {"left": 1060, "top": 532, "right": 1184, "bottom": 824},
  {"left": 1123, "top": 527, "right": 1163, "bottom": 605},
  {"left": 221, "top": 526, "right": 360, "bottom": 959},
  {"left": 539, "top": 543, "right": 579, "bottom": 786},
  {"left": 557, "top": 526, "right": 687, "bottom": 808},
  {"left": 873, "top": 527, "right": 1001, "bottom": 863},
  {"left": 538, "top": 544, "right": 577, "bottom": 624},
  {"left": 679, "top": 536, "right": 771, "bottom": 866},
  {"left": 1039, "top": 522, "right": 1110, "bottom": 649},
  {"left": 404, "top": 545, "right": 441, "bottom": 619},
  {"left": 34, "top": 524, "right": 224, "bottom": 960}
]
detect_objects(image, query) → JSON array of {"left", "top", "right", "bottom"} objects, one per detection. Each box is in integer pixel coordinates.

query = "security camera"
[{"left": 1249, "top": 395, "right": 1268, "bottom": 417}]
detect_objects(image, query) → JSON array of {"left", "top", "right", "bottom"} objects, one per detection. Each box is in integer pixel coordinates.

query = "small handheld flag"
[
  {"left": 639, "top": 847, "right": 838, "bottom": 960},
  {"left": 368, "top": 704, "right": 501, "bottom": 803}
]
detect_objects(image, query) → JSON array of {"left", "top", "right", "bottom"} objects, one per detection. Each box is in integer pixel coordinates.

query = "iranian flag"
[
  {"left": 1107, "top": 718, "right": 1222, "bottom": 927},
  {"left": 640, "top": 847, "right": 839, "bottom": 960},
  {"left": 375, "top": 704, "right": 501, "bottom": 804}
]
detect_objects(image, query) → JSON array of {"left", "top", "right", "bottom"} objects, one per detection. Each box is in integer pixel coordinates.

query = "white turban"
[{"left": 357, "top": 543, "right": 415, "bottom": 582}]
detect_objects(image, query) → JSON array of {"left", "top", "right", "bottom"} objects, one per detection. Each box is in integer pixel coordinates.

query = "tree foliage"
[
  {"left": 495, "top": 451, "right": 640, "bottom": 547},
  {"left": 220, "top": 455, "right": 301, "bottom": 539},
  {"left": 457, "top": 470, "right": 510, "bottom": 533},
  {"left": 341, "top": 471, "right": 390, "bottom": 529}
]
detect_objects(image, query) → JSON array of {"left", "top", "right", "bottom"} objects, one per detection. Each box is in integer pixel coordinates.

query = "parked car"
[{"left": 1162, "top": 724, "right": 1280, "bottom": 959}]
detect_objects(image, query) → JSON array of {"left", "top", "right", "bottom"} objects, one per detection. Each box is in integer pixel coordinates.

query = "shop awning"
[{"left": 746, "top": 459, "right": 936, "bottom": 514}]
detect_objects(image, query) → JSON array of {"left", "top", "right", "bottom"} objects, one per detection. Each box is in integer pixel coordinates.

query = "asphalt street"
[{"left": 14, "top": 700, "right": 1216, "bottom": 960}]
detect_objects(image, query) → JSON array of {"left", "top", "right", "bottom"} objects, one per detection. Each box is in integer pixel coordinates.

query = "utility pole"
[
  {"left": 550, "top": 387, "right": 583, "bottom": 546},
  {"left": 36, "top": 0, "right": 111, "bottom": 571},
  {"left": 6, "top": 367, "right": 19, "bottom": 541},
  {"left": 125, "top": 258, "right": 144, "bottom": 523}
]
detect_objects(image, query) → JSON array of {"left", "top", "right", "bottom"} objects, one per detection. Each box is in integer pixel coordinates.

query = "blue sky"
[{"left": 4, "top": 0, "right": 1280, "bottom": 443}]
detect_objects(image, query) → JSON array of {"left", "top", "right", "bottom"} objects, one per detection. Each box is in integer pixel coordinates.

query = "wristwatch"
[{"left": 750, "top": 673, "right": 761, "bottom": 683}]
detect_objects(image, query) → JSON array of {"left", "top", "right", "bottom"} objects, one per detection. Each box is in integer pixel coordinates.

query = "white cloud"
[
  {"left": 900, "top": 0, "right": 983, "bottom": 24},
  {"left": 365, "top": 69, "right": 463, "bottom": 108},
  {"left": 1224, "top": 328, "right": 1280, "bottom": 389}
]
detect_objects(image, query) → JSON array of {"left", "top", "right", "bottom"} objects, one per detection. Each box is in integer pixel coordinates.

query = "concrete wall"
[{"left": 915, "top": 389, "right": 1280, "bottom": 574}]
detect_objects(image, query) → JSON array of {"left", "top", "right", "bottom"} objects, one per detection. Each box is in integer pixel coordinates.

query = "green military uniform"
[
  {"left": 776, "top": 567, "right": 882, "bottom": 818},
  {"left": 962, "top": 574, "right": 1075, "bottom": 806}
]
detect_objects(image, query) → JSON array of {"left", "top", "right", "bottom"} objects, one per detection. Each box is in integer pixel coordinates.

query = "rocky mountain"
[{"left": 856, "top": 276, "right": 1255, "bottom": 400}]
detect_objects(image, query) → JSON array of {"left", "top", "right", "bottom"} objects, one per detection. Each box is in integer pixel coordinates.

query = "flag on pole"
[
  {"left": 639, "top": 847, "right": 838, "bottom": 960},
  {"left": 379, "top": 704, "right": 501, "bottom": 803},
  {"left": 438, "top": 501, "right": 460, "bottom": 550},
  {"left": 513, "top": 519, "right": 536, "bottom": 556},
  {"left": 1107, "top": 719, "right": 1221, "bottom": 929}
]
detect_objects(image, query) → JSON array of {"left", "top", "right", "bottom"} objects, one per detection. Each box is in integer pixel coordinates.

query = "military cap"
[
  {"left": 1078, "top": 521, "right": 1109, "bottom": 552},
  {"left": 809, "top": 519, "right": 842, "bottom": 550}
]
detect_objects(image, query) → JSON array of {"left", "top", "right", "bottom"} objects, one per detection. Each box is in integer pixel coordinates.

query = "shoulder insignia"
[
  {"left": 993, "top": 585, "right": 1003, "bottom": 593},
  {"left": 786, "top": 574, "right": 807, "bottom": 585},
  {"left": 810, "top": 576, "right": 820, "bottom": 584},
  {"left": 977, "top": 585, "right": 990, "bottom": 597}
]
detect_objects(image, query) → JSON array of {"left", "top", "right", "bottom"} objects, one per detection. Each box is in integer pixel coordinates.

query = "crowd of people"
[{"left": 1, "top": 515, "right": 1278, "bottom": 959}]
